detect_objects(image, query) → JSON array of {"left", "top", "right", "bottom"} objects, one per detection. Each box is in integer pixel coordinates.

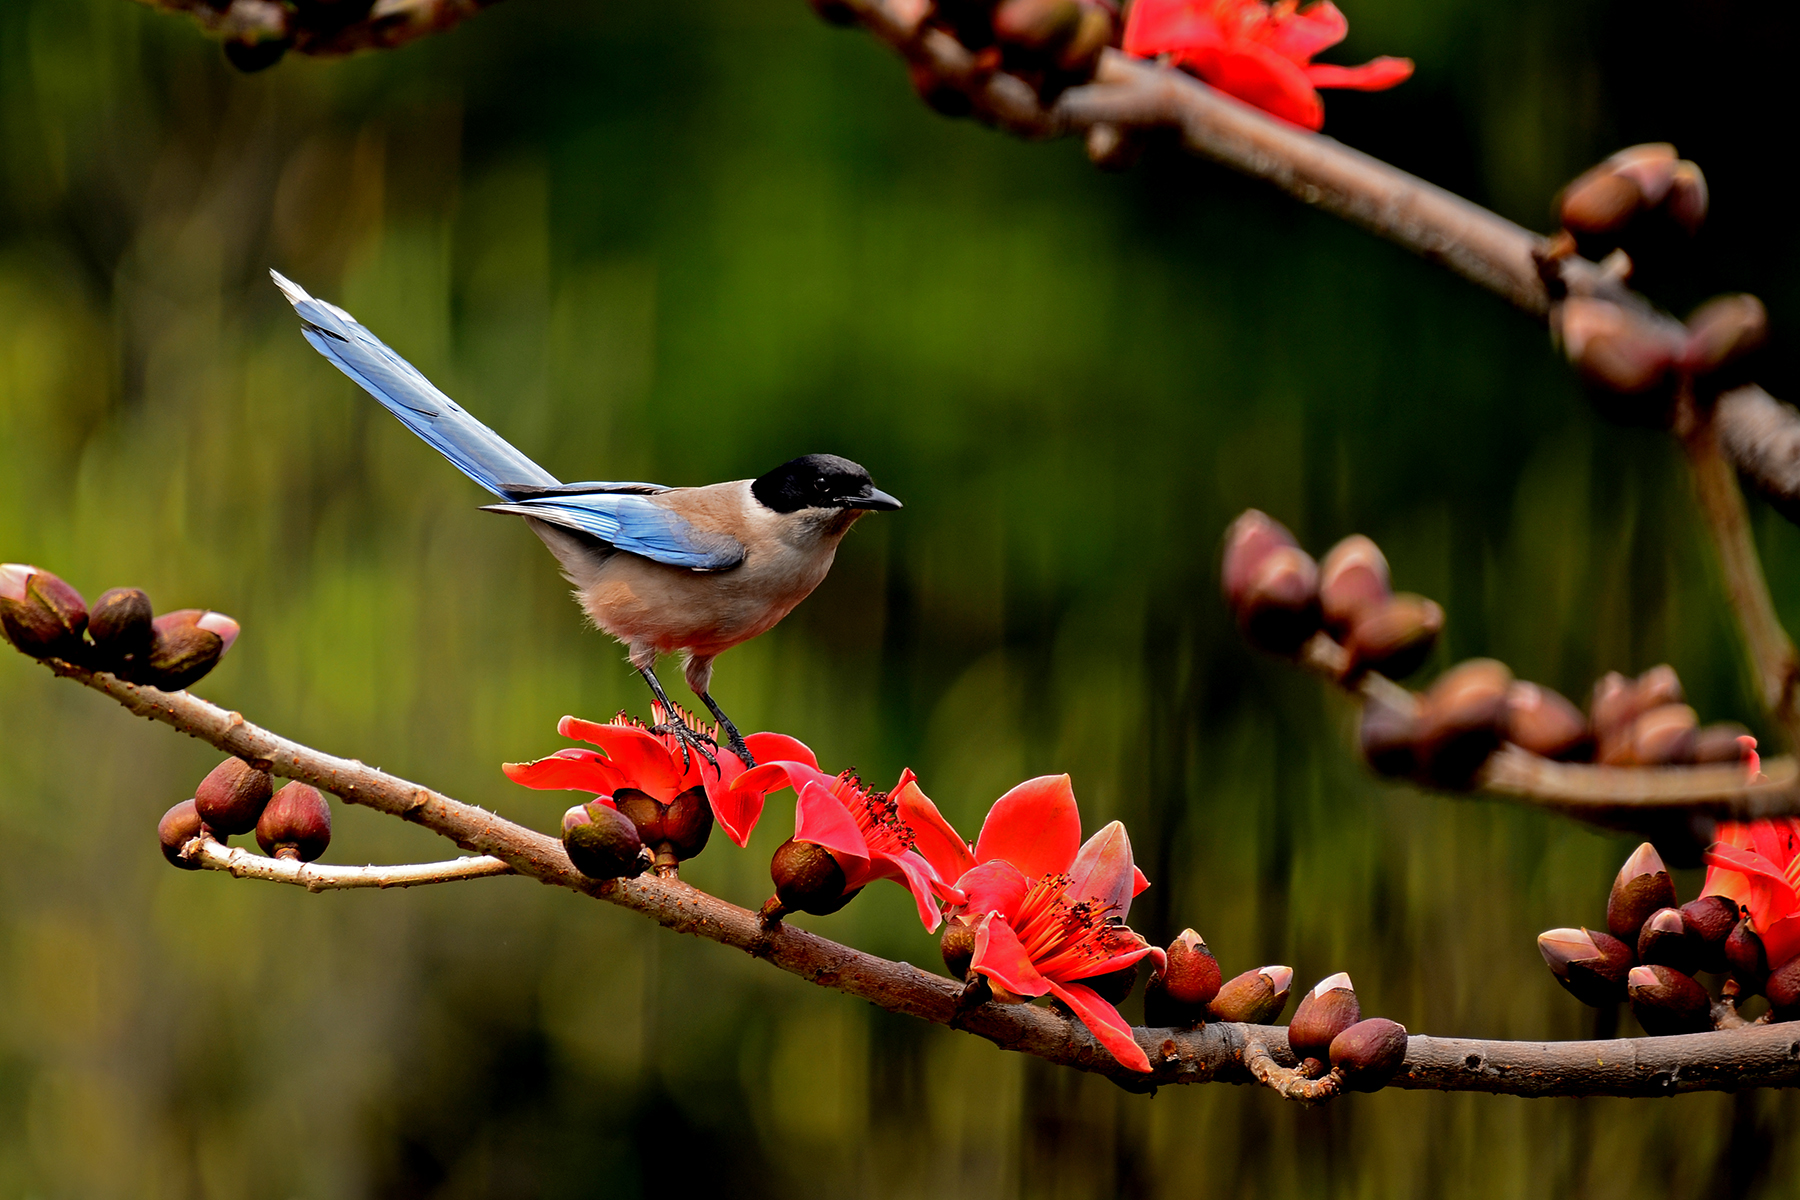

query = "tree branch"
[
  {"left": 184, "top": 837, "right": 513, "bottom": 889},
  {"left": 27, "top": 655, "right": 1800, "bottom": 1096}
]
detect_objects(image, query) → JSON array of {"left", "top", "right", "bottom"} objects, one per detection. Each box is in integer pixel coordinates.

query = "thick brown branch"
[
  {"left": 31, "top": 655, "right": 1800, "bottom": 1095},
  {"left": 186, "top": 838, "right": 513, "bottom": 889}
]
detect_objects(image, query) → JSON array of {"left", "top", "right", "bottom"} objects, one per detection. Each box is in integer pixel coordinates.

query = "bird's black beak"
[{"left": 846, "top": 487, "right": 903, "bottom": 511}]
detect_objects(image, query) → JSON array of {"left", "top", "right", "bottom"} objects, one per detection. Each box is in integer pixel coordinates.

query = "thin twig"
[
  {"left": 30, "top": 656, "right": 1800, "bottom": 1096},
  {"left": 185, "top": 838, "right": 513, "bottom": 890},
  {"left": 1241, "top": 1037, "right": 1343, "bottom": 1104}
]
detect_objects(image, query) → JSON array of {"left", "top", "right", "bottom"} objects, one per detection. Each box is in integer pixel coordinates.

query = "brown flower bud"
[
  {"left": 1635, "top": 663, "right": 1683, "bottom": 708},
  {"left": 1345, "top": 594, "right": 1443, "bottom": 680},
  {"left": 1590, "top": 671, "right": 1641, "bottom": 739},
  {"left": 1236, "top": 545, "right": 1321, "bottom": 654},
  {"left": 908, "top": 62, "right": 973, "bottom": 117},
  {"left": 615, "top": 785, "right": 714, "bottom": 863},
  {"left": 771, "top": 837, "right": 860, "bottom": 915},
  {"left": 1207, "top": 965, "right": 1292, "bottom": 1024},
  {"left": 1628, "top": 704, "right": 1698, "bottom": 766},
  {"left": 1553, "top": 297, "right": 1680, "bottom": 396},
  {"left": 1414, "top": 659, "right": 1512, "bottom": 788},
  {"left": 1145, "top": 929, "right": 1221, "bottom": 1027},
  {"left": 1693, "top": 722, "right": 1753, "bottom": 765},
  {"left": 1359, "top": 694, "right": 1419, "bottom": 778},
  {"left": 194, "top": 756, "right": 275, "bottom": 836},
  {"left": 1766, "top": 956, "right": 1800, "bottom": 1022},
  {"left": 1680, "top": 895, "right": 1739, "bottom": 974},
  {"left": 1637, "top": 907, "right": 1699, "bottom": 975},
  {"left": 1329, "top": 1017, "right": 1409, "bottom": 1092},
  {"left": 1664, "top": 160, "right": 1708, "bottom": 235},
  {"left": 1287, "top": 972, "right": 1361, "bottom": 1061},
  {"left": 256, "top": 782, "right": 333, "bottom": 862},
  {"left": 1221, "top": 510, "right": 1298, "bottom": 612},
  {"left": 1504, "top": 682, "right": 1592, "bottom": 761},
  {"left": 1683, "top": 294, "right": 1766, "bottom": 376},
  {"left": 87, "top": 587, "right": 154, "bottom": 670},
  {"left": 1538, "top": 927, "right": 1633, "bottom": 1007},
  {"left": 1054, "top": 4, "right": 1114, "bottom": 75},
  {"left": 1560, "top": 170, "right": 1643, "bottom": 237},
  {"left": 941, "top": 920, "right": 977, "bottom": 980},
  {"left": 0, "top": 567, "right": 89, "bottom": 660},
  {"left": 1726, "top": 919, "right": 1768, "bottom": 994},
  {"left": 991, "top": 0, "right": 1083, "bottom": 52},
  {"left": 1626, "top": 964, "right": 1711, "bottom": 1035},
  {"left": 562, "top": 801, "right": 648, "bottom": 879},
  {"left": 1318, "top": 535, "right": 1391, "bottom": 634},
  {"left": 1607, "top": 842, "right": 1677, "bottom": 941},
  {"left": 158, "top": 798, "right": 213, "bottom": 870}
]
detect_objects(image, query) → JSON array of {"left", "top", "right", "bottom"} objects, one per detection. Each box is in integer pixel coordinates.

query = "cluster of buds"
[
  {"left": 157, "top": 756, "right": 332, "bottom": 868},
  {"left": 1, "top": 565, "right": 240, "bottom": 691},
  {"left": 895, "top": 0, "right": 1119, "bottom": 110},
  {"left": 1538, "top": 842, "right": 1775, "bottom": 1034},
  {"left": 1363, "top": 660, "right": 1754, "bottom": 791},
  {"left": 1221, "top": 512, "right": 1444, "bottom": 676},
  {"left": 1140, "top": 933, "right": 1408, "bottom": 1090},
  {"left": 1556, "top": 144, "right": 1707, "bottom": 254}
]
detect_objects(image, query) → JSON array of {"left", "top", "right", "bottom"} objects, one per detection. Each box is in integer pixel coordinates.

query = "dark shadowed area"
[{"left": 2, "top": 0, "right": 1799, "bottom": 1194}]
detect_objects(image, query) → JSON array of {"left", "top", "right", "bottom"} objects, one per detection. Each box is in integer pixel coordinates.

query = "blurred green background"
[{"left": 4, "top": 0, "right": 1800, "bottom": 1194}]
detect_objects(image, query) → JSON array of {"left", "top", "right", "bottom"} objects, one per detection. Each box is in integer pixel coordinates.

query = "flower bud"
[
  {"left": 941, "top": 920, "right": 976, "bottom": 980},
  {"left": 614, "top": 785, "right": 714, "bottom": 864},
  {"left": 193, "top": 756, "right": 275, "bottom": 836},
  {"left": 1144, "top": 929, "right": 1221, "bottom": 1027},
  {"left": 1236, "top": 545, "right": 1321, "bottom": 654},
  {"left": 223, "top": 37, "right": 289, "bottom": 73},
  {"left": 1635, "top": 663, "right": 1683, "bottom": 708},
  {"left": 1414, "top": 659, "right": 1512, "bottom": 788},
  {"left": 158, "top": 798, "right": 213, "bottom": 869},
  {"left": 1504, "top": 681, "right": 1592, "bottom": 761},
  {"left": 1538, "top": 926, "right": 1633, "bottom": 1007},
  {"left": 1683, "top": 294, "right": 1766, "bottom": 376},
  {"left": 1607, "top": 842, "right": 1677, "bottom": 941},
  {"left": 136, "top": 611, "right": 229, "bottom": 691},
  {"left": 1053, "top": 3, "right": 1113, "bottom": 74},
  {"left": 992, "top": 0, "right": 1083, "bottom": 52},
  {"left": 1221, "top": 510, "right": 1298, "bottom": 612},
  {"left": 1207, "top": 965, "right": 1292, "bottom": 1024},
  {"left": 1664, "top": 160, "right": 1708, "bottom": 235},
  {"left": 1286, "top": 972, "right": 1361, "bottom": 1061},
  {"left": 1359, "top": 694, "right": 1419, "bottom": 778},
  {"left": 1329, "top": 1017, "right": 1409, "bottom": 1092},
  {"left": 1344, "top": 594, "right": 1443, "bottom": 680},
  {"left": 1636, "top": 907, "right": 1699, "bottom": 975},
  {"left": 562, "top": 800, "right": 648, "bottom": 879},
  {"left": 1559, "top": 170, "right": 1643, "bottom": 237},
  {"left": 256, "top": 781, "right": 333, "bottom": 861},
  {"left": 1319, "top": 535, "right": 1391, "bottom": 634},
  {"left": 1628, "top": 704, "right": 1698, "bottom": 766},
  {"left": 1626, "top": 964, "right": 1711, "bottom": 1035},
  {"left": 1766, "top": 956, "right": 1800, "bottom": 1022},
  {"left": 1692, "top": 722, "right": 1753, "bottom": 765},
  {"left": 1680, "top": 895, "right": 1739, "bottom": 974},
  {"left": 0, "top": 567, "right": 89, "bottom": 660},
  {"left": 1589, "top": 671, "right": 1641, "bottom": 739},
  {"left": 1553, "top": 297, "right": 1680, "bottom": 396},
  {"left": 908, "top": 62, "right": 974, "bottom": 117},
  {"left": 1726, "top": 918, "right": 1768, "bottom": 994},
  {"left": 771, "top": 837, "right": 860, "bottom": 915},
  {"left": 87, "top": 587, "right": 154, "bottom": 670}
]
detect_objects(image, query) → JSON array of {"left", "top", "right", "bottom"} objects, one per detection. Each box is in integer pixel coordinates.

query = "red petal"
[
  {"left": 1066, "top": 821, "right": 1139, "bottom": 918},
  {"left": 734, "top": 759, "right": 839, "bottom": 799},
  {"left": 975, "top": 775, "right": 1082, "bottom": 879},
  {"left": 1259, "top": 0, "right": 1347, "bottom": 62},
  {"left": 1763, "top": 911, "right": 1800, "bottom": 973},
  {"left": 895, "top": 770, "right": 976, "bottom": 885},
  {"left": 744, "top": 732, "right": 819, "bottom": 771},
  {"left": 795, "top": 780, "right": 872, "bottom": 877},
  {"left": 971, "top": 914, "right": 1052, "bottom": 998},
  {"left": 1131, "top": 865, "right": 1150, "bottom": 898},
  {"left": 558, "top": 720, "right": 684, "bottom": 794},
  {"left": 1303, "top": 56, "right": 1414, "bottom": 91},
  {"left": 1704, "top": 843, "right": 1799, "bottom": 932},
  {"left": 704, "top": 771, "right": 764, "bottom": 848},
  {"left": 1122, "top": 0, "right": 1226, "bottom": 58},
  {"left": 954, "top": 860, "right": 1031, "bottom": 922},
  {"left": 1190, "top": 43, "right": 1325, "bottom": 129},
  {"left": 1047, "top": 980, "right": 1152, "bottom": 1073},
  {"left": 887, "top": 849, "right": 950, "bottom": 933},
  {"left": 502, "top": 750, "right": 627, "bottom": 795}
]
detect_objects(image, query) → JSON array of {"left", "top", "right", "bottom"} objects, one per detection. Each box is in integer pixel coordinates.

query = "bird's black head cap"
[{"left": 751, "top": 454, "right": 902, "bottom": 514}]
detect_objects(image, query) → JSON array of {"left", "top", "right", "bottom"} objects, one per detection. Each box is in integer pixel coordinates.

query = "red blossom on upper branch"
[
  {"left": 1122, "top": 0, "right": 1412, "bottom": 130},
  {"left": 1705, "top": 818, "right": 1800, "bottom": 971}
]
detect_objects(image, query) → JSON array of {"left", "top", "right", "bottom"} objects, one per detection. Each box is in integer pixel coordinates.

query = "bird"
[{"left": 270, "top": 270, "right": 900, "bottom": 768}]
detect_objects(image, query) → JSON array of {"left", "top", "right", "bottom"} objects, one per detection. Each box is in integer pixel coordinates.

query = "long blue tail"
[{"left": 271, "top": 270, "right": 560, "bottom": 499}]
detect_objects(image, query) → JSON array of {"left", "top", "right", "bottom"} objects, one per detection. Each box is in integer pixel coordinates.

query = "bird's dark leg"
[
  {"left": 697, "top": 690, "right": 756, "bottom": 769},
  {"left": 638, "top": 666, "right": 718, "bottom": 770}
]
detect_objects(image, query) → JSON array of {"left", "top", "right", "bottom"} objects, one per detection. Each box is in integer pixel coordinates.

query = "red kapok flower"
[
  {"left": 1704, "top": 818, "right": 1800, "bottom": 971},
  {"left": 733, "top": 757, "right": 967, "bottom": 932},
  {"left": 904, "top": 775, "right": 1163, "bottom": 1072},
  {"left": 503, "top": 707, "right": 810, "bottom": 848},
  {"left": 1123, "top": 0, "right": 1413, "bottom": 130}
]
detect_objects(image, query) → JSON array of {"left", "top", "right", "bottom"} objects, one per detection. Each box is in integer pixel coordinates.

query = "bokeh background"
[{"left": 4, "top": 0, "right": 1800, "bottom": 1194}]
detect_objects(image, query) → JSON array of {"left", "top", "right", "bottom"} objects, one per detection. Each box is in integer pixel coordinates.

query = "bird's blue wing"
[
  {"left": 483, "top": 494, "right": 746, "bottom": 571},
  {"left": 271, "top": 270, "right": 560, "bottom": 499}
]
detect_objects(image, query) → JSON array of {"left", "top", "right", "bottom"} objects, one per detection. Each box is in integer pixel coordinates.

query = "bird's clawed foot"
[{"left": 653, "top": 712, "right": 719, "bottom": 771}]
